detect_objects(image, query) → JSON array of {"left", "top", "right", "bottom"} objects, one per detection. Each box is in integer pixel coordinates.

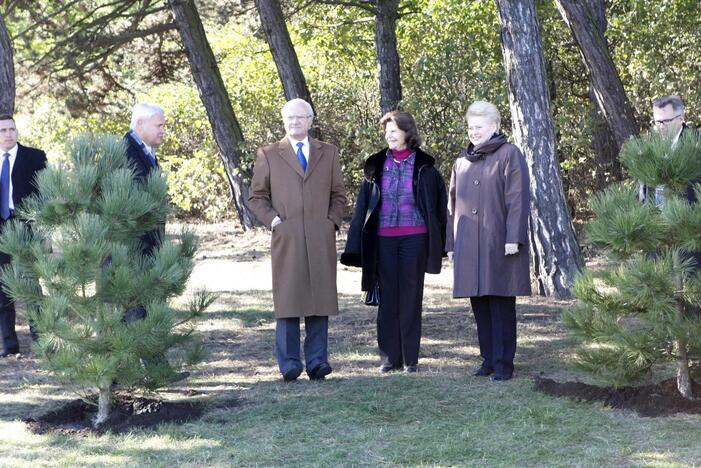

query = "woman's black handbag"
[{"left": 363, "top": 282, "right": 380, "bottom": 306}]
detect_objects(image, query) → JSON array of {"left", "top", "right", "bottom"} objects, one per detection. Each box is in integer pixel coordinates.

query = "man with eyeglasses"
[
  {"left": 641, "top": 96, "right": 701, "bottom": 314},
  {"left": 652, "top": 95, "right": 686, "bottom": 139},
  {"left": 640, "top": 95, "right": 690, "bottom": 206},
  {"left": 249, "top": 98, "right": 346, "bottom": 382}
]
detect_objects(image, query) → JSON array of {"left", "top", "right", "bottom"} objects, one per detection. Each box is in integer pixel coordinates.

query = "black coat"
[
  {"left": 123, "top": 131, "right": 162, "bottom": 256},
  {"left": 639, "top": 125, "right": 701, "bottom": 268},
  {"left": 12, "top": 144, "right": 47, "bottom": 208},
  {"left": 639, "top": 126, "right": 698, "bottom": 203},
  {"left": 340, "top": 147, "right": 447, "bottom": 291}
]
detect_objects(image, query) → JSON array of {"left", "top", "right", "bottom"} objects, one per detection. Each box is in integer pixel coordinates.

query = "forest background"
[{"left": 2, "top": 0, "right": 699, "bottom": 224}]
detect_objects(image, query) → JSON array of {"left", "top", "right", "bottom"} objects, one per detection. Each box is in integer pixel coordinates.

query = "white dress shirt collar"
[
  {"left": 671, "top": 126, "right": 684, "bottom": 148},
  {"left": 2, "top": 144, "right": 18, "bottom": 159},
  {"left": 287, "top": 136, "right": 310, "bottom": 161}
]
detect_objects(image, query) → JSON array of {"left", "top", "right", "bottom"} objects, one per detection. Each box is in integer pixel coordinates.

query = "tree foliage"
[
  {"left": 565, "top": 131, "right": 701, "bottom": 397},
  {"left": 7, "top": 0, "right": 701, "bottom": 221},
  {"left": 0, "top": 134, "right": 213, "bottom": 425}
]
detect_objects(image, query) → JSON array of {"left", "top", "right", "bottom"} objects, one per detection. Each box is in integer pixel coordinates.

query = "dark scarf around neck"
[{"left": 464, "top": 133, "right": 508, "bottom": 162}]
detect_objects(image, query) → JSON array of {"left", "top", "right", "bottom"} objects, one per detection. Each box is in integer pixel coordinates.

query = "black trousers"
[
  {"left": 0, "top": 248, "right": 17, "bottom": 354},
  {"left": 377, "top": 234, "right": 428, "bottom": 367},
  {"left": 470, "top": 295, "right": 517, "bottom": 375}
]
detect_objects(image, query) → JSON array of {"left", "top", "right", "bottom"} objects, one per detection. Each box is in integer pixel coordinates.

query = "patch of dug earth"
[
  {"left": 24, "top": 392, "right": 240, "bottom": 435},
  {"left": 534, "top": 376, "right": 701, "bottom": 417}
]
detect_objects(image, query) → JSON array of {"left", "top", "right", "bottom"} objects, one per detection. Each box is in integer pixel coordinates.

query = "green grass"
[
  {"left": 2, "top": 227, "right": 701, "bottom": 467},
  {"left": 3, "top": 374, "right": 700, "bottom": 466}
]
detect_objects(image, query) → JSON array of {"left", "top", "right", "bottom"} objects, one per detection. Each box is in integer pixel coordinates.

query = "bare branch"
[
  {"left": 312, "top": 0, "right": 377, "bottom": 14},
  {"left": 91, "top": 22, "right": 176, "bottom": 47}
]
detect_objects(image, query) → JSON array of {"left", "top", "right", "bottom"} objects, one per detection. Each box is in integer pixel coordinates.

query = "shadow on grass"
[
  {"left": 184, "top": 290, "right": 576, "bottom": 387},
  {"left": 0, "top": 286, "right": 578, "bottom": 438}
]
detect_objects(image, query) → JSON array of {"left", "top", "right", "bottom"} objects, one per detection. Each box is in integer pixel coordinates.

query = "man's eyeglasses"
[
  {"left": 284, "top": 115, "right": 312, "bottom": 122},
  {"left": 653, "top": 114, "right": 683, "bottom": 126}
]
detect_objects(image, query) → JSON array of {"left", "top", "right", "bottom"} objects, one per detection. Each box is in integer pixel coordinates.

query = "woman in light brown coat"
[{"left": 446, "top": 101, "right": 530, "bottom": 381}]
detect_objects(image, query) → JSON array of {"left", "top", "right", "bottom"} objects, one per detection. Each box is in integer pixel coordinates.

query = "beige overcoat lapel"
[{"left": 277, "top": 138, "right": 305, "bottom": 178}]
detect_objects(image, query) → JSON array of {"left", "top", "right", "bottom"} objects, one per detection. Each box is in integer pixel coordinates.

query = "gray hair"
[
  {"left": 652, "top": 95, "right": 685, "bottom": 114},
  {"left": 130, "top": 102, "right": 164, "bottom": 130},
  {"left": 281, "top": 98, "right": 314, "bottom": 119},
  {"left": 465, "top": 100, "right": 501, "bottom": 131}
]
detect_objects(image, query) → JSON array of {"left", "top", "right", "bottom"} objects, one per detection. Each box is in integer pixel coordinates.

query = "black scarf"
[{"left": 463, "top": 133, "right": 508, "bottom": 162}]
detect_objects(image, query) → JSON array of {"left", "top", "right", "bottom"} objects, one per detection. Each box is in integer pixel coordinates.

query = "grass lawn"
[{"left": 1, "top": 223, "right": 700, "bottom": 467}]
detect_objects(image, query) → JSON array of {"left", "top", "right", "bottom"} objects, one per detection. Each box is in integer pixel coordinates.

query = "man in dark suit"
[
  {"left": 124, "top": 102, "right": 166, "bottom": 257},
  {"left": 122, "top": 102, "right": 165, "bottom": 320},
  {"left": 120, "top": 103, "right": 187, "bottom": 382},
  {"left": 0, "top": 114, "right": 47, "bottom": 357},
  {"left": 640, "top": 96, "right": 701, "bottom": 314},
  {"left": 640, "top": 95, "right": 691, "bottom": 205}
]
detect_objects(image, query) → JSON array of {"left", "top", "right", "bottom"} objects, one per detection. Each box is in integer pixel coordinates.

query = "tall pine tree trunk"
[
  {"left": 0, "top": 15, "right": 15, "bottom": 115},
  {"left": 375, "top": 0, "right": 402, "bottom": 114},
  {"left": 555, "top": 0, "right": 639, "bottom": 150},
  {"left": 496, "top": 0, "right": 583, "bottom": 298},
  {"left": 168, "top": 0, "right": 260, "bottom": 229},
  {"left": 585, "top": 0, "right": 621, "bottom": 188},
  {"left": 255, "top": 0, "right": 319, "bottom": 138},
  {"left": 591, "top": 85, "right": 621, "bottom": 189}
]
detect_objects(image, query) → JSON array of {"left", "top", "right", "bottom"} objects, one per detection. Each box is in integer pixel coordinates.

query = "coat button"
[
  {"left": 474, "top": 180, "right": 480, "bottom": 185},
  {"left": 471, "top": 208, "right": 478, "bottom": 214}
]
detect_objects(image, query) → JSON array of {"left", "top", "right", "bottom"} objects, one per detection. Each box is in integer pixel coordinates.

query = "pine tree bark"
[
  {"left": 0, "top": 14, "right": 15, "bottom": 115},
  {"left": 94, "top": 385, "right": 112, "bottom": 427},
  {"left": 496, "top": 0, "right": 584, "bottom": 298},
  {"left": 675, "top": 271, "right": 693, "bottom": 399},
  {"left": 168, "top": 0, "right": 260, "bottom": 229},
  {"left": 375, "top": 0, "right": 402, "bottom": 114},
  {"left": 585, "top": 0, "right": 621, "bottom": 188},
  {"left": 255, "top": 0, "right": 319, "bottom": 138},
  {"left": 555, "top": 0, "right": 639, "bottom": 150}
]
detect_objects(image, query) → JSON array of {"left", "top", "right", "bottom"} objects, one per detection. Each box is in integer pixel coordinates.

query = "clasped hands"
[{"left": 447, "top": 243, "right": 519, "bottom": 261}]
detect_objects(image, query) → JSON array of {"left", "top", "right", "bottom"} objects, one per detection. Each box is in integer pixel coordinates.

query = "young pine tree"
[
  {"left": 564, "top": 131, "right": 701, "bottom": 399},
  {"left": 0, "top": 134, "right": 212, "bottom": 426}
]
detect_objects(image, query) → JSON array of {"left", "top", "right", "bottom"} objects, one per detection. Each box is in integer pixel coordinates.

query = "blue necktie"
[
  {"left": 296, "top": 142, "right": 307, "bottom": 172},
  {"left": 147, "top": 148, "right": 156, "bottom": 167},
  {"left": 1, "top": 153, "right": 10, "bottom": 220}
]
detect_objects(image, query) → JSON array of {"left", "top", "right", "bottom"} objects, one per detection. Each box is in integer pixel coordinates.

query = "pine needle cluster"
[
  {"left": 564, "top": 131, "right": 701, "bottom": 396},
  {"left": 0, "top": 134, "right": 214, "bottom": 409}
]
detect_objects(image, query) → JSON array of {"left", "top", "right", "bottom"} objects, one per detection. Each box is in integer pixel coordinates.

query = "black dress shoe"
[
  {"left": 492, "top": 372, "right": 513, "bottom": 381},
  {"left": 378, "top": 364, "right": 401, "bottom": 373},
  {"left": 0, "top": 349, "right": 19, "bottom": 358},
  {"left": 403, "top": 365, "right": 418, "bottom": 373},
  {"left": 308, "top": 363, "right": 332, "bottom": 380},
  {"left": 473, "top": 366, "right": 494, "bottom": 377},
  {"left": 282, "top": 367, "right": 303, "bottom": 382}
]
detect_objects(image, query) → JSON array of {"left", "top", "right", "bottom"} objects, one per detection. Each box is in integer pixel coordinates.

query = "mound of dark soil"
[
  {"left": 24, "top": 392, "right": 238, "bottom": 435},
  {"left": 534, "top": 376, "right": 701, "bottom": 417}
]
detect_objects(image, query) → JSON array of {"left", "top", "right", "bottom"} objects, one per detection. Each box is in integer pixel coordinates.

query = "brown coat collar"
[{"left": 277, "top": 137, "right": 325, "bottom": 179}]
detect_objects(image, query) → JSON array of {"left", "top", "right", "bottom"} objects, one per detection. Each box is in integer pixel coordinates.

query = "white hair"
[
  {"left": 130, "top": 102, "right": 164, "bottom": 130},
  {"left": 465, "top": 100, "right": 501, "bottom": 131},
  {"left": 281, "top": 98, "right": 314, "bottom": 119}
]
